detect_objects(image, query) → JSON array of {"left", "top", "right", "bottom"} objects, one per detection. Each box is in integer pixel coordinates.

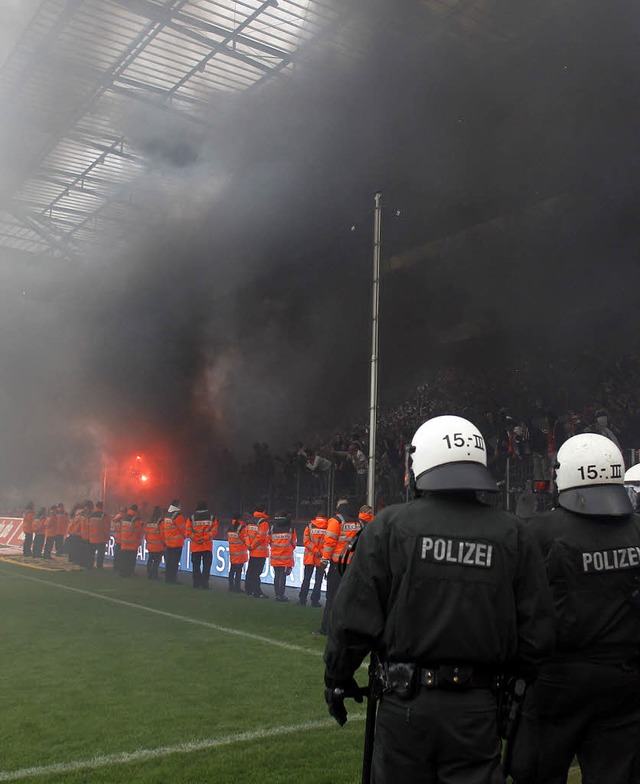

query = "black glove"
[{"left": 324, "top": 676, "right": 364, "bottom": 727}]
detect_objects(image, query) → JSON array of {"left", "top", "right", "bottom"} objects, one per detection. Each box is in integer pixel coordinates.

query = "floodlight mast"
[{"left": 367, "top": 192, "right": 382, "bottom": 509}]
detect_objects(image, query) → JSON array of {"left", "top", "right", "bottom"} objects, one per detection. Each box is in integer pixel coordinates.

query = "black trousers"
[
  {"left": 245, "top": 556, "right": 266, "bottom": 596},
  {"left": 372, "top": 688, "right": 503, "bottom": 784},
  {"left": 22, "top": 532, "right": 33, "bottom": 556},
  {"left": 229, "top": 563, "right": 244, "bottom": 591},
  {"left": 32, "top": 534, "right": 44, "bottom": 558},
  {"left": 147, "top": 551, "right": 164, "bottom": 579},
  {"left": 511, "top": 659, "right": 640, "bottom": 784},
  {"left": 299, "top": 564, "right": 324, "bottom": 605},
  {"left": 273, "top": 566, "right": 287, "bottom": 598},
  {"left": 113, "top": 542, "right": 121, "bottom": 572},
  {"left": 54, "top": 533, "right": 65, "bottom": 555},
  {"left": 43, "top": 535, "right": 56, "bottom": 559},
  {"left": 319, "top": 563, "right": 342, "bottom": 634},
  {"left": 191, "top": 551, "right": 212, "bottom": 588},
  {"left": 119, "top": 549, "right": 137, "bottom": 577},
  {"left": 87, "top": 542, "right": 107, "bottom": 569},
  {"left": 165, "top": 546, "right": 182, "bottom": 583}
]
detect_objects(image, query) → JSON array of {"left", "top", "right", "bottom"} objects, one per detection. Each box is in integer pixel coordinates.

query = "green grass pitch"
[{"left": 0, "top": 556, "right": 581, "bottom": 783}]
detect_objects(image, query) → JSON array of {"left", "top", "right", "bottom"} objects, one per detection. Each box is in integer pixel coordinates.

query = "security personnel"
[
  {"left": 161, "top": 500, "right": 187, "bottom": 584},
  {"left": 111, "top": 506, "right": 126, "bottom": 573},
  {"left": 119, "top": 504, "right": 143, "bottom": 577},
  {"left": 624, "top": 462, "right": 640, "bottom": 510},
  {"left": 143, "top": 506, "right": 165, "bottom": 580},
  {"left": 54, "top": 503, "right": 69, "bottom": 557},
  {"left": 22, "top": 502, "right": 35, "bottom": 557},
  {"left": 42, "top": 505, "right": 59, "bottom": 560},
  {"left": 269, "top": 511, "right": 297, "bottom": 602},
  {"left": 316, "top": 498, "right": 363, "bottom": 636},
  {"left": 31, "top": 507, "right": 46, "bottom": 558},
  {"left": 512, "top": 433, "right": 640, "bottom": 784},
  {"left": 299, "top": 505, "right": 328, "bottom": 607},
  {"left": 186, "top": 501, "right": 217, "bottom": 589},
  {"left": 227, "top": 515, "right": 248, "bottom": 592},
  {"left": 323, "top": 415, "right": 555, "bottom": 783},
  {"left": 243, "top": 506, "right": 270, "bottom": 598},
  {"left": 87, "top": 502, "right": 110, "bottom": 569}
]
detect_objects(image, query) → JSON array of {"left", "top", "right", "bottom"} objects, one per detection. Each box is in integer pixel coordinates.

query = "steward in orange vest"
[
  {"left": 43, "top": 505, "right": 59, "bottom": 560},
  {"left": 186, "top": 501, "right": 218, "bottom": 590},
  {"left": 119, "top": 504, "right": 143, "bottom": 577},
  {"left": 78, "top": 500, "right": 93, "bottom": 566},
  {"left": 55, "top": 503, "right": 69, "bottom": 557},
  {"left": 269, "top": 512, "right": 297, "bottom": 602},
  {"left": 298, "top": 506, "right": 328, "bottom": 607},
  {"left": 227, "top": 516, "right": 248, "bottom": 592},
  {"left": 161, "top": 500, "right": 187, "bottom": 584},
  {"left": 317, "top": 498, "right": 361, "bottom": 636},
  {"left": 143, "top": 505, "right": 165, "bottom": 580},
  {"left": 22, "top": 502, "right": 35, "bottom": 557},
  {"left": 31, "top": 507, "right": 47, "bottom": 558},
  {"left": 87, "top": 502, "right": 111, "bottom": 569},
  {"left": 243, "top": 507, "right": 270, "bottom": 598}
]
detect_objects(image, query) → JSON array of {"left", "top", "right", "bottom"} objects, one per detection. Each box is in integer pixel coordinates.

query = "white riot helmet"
[
  {"left": 410, "top": 415, "right": 497, "bottom": 493},
  {"left": 555, "top": 433, "right": 632, "bottom": 516},
  {"left": 624, "top": 464, "right": 640, "bottom": 485}
]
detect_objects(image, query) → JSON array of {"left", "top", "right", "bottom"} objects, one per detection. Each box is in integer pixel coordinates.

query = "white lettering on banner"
[
  {"left": 420, "top": 536, "right": 494, "bottom": 569},
  {"left": 582, "top": 546, "right": 640, "bottom": 574},
  {"left": 0, "top": 518, "right": 22, "bottom": 548}
]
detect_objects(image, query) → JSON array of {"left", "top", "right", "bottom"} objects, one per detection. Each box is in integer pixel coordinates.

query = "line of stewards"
[
  {"left": 31, "top": 507, "right": 47, "bottom": 558},
  {"left": 186, "top": 502, "right": 218, "bottom": 589},
  {"left": 243, "top": 507, "right": 270, "bottom": 598},
  {"left": 317, "top": 499, "right": 368, "bottom": 635},
  {"left": 161, "top": 500, "right": 187, "bottom": 584},
  {"left": 22, "top": 503, "right": 35, "bottom": 556},
  {"left": 269, "top": 512, "right": 297, "bottom": 602},
  {"left": 143, "top": 506, "right": 165, "bottom": 580},
  {"left": 298, "top": 507, "right": 328, "bottom": 607},
  {"left": 87, "top": 502, "right": 110, "bottom": 569},
  {"left": 227, "top": 516, "right": 248, "bottom": 592},
  {"left": 119, "top": 505, "right": 143, "bottom": 577}
]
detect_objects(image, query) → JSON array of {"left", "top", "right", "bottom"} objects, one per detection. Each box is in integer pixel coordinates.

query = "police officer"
[
  {"left": 512, "top": 433, "right": 640, "bottom": 784},
  {"left": 323, "top": 415, "right": 555, "bottom": 783}
]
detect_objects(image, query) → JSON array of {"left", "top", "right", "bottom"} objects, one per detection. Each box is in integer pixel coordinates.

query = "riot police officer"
[
  {"left": 323, "top": 415, "right": 555, "bottom": 784},
  {"left": 512, "top": 433, "right": 640, "bottom": 784}
]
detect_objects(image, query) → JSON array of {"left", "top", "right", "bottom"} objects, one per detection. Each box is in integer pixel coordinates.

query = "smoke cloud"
[{"left": 1, "top": 0, "right": 639, "bottom": 508}]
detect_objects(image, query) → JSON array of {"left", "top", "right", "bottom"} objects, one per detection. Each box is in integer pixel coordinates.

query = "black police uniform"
[
  {"left": 512, "top": 507, "right": 640, "bottom": 784},
  {"left": 324, "top": 492, "right": 555, "bottom": 784}
]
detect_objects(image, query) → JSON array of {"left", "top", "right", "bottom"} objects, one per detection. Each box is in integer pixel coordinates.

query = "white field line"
[
  {"left": 0, "top": 569, "right": 322, "bottom": 658},
  {"left": 0, "top": 717, "right": 364, "bottom": 782}
]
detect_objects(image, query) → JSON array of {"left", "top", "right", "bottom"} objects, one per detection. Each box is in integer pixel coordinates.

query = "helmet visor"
[
  {"left": 558, "top": 484, "right": 633, "bottom": 516},
  {"left": 416, "top": 461, "right": 498, "bottom": 493}
]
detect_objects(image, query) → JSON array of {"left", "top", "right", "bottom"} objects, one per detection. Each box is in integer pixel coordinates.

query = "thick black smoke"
[{"left": 1, "top": 0, "right": 640, "bottom": 507}]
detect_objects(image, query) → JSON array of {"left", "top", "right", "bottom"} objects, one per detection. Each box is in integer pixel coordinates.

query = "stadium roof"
[{"left": 0, "top": 0, "right": 550, "bottom": 259}]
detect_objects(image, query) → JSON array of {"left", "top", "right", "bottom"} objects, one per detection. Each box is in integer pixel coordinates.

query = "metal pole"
[
  {"left": 367, "top": 192, "right": 382, "bottom": 509},
  {"left": 102, "top": 464, "right": 108, "bottom": 511}
]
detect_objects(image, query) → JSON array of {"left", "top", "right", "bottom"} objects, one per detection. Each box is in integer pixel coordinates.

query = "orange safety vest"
[
  {"left": 112, "top": 512, "right": 124, "bottom": 545},
  {"left": 80, "top": 511, "right": 91, "bottom": 541},
  {"left": 120, "top": 510, "right": 143, "bottom": 551},
  {"left": 32, "top": 514, "right": 46, "bottom": 535},
  {"left": 303, "top": 516, "right": 328, "bottom": 566},
  {"left": 143, "top": 519, "right": 165, "bottom": 553},
  {"left": 22, "top": 511, "right": 35, "bottom": 535},
  {"left": 44, "top": 512, "right": 58, "bottom": 537},
  {"left": 161, "top": 511, "right": 186, "bottom": 549},
  {"left": 227, "top": 521, "right": 248, "bottom": 565},
  {"left": 186, "top": 511, "right": 217, "bottom": 553},
  {"left": 88, "top": 510, "right": 111, "bottom": 544},
  {"left": 322, "top": 512, "right": 363, "bottom": 564},
  {"left": 56, "top": 510, "right": 69, "bottom": 537},
  {"left": 242, "top": 512, "right": 270, "bottom": 558},
  {"left": 269, "top": 524, "right": 297, "bottom": 568}
]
